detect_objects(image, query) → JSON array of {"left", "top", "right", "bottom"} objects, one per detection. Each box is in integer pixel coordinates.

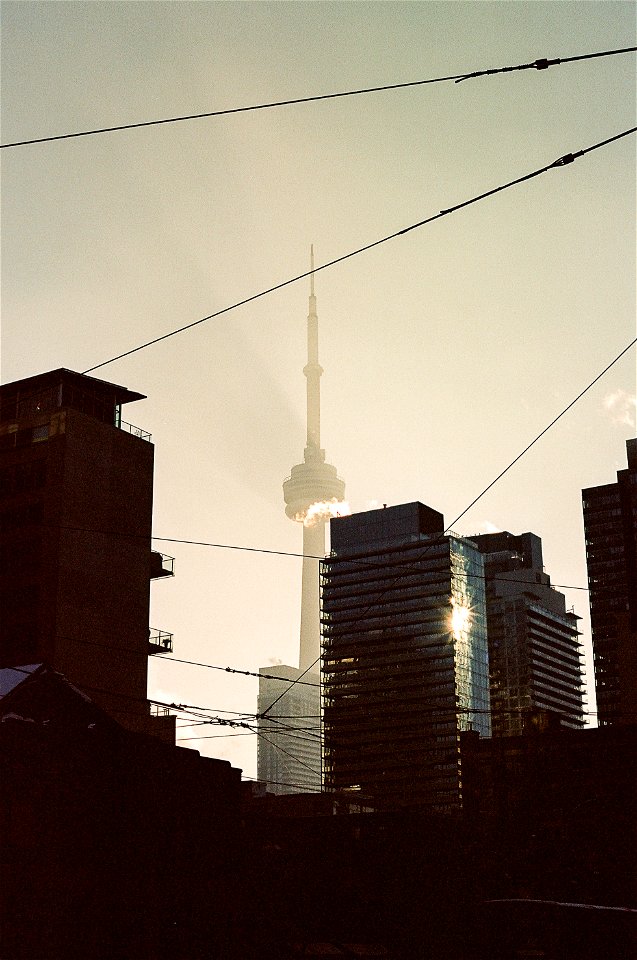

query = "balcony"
[
  {"left": 118, "top": 419, "right": 152, "bottom": 442},
  {"left": 150, "top": 551, "right": 175, "bottom": 579},
  {"left": 150, "top": 704, "right": 172, "bottom": 717},
  {"left": 148, "top": 628, "right": 173, "bottom": 655}
]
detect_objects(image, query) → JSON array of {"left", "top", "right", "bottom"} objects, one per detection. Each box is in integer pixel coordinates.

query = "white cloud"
[
  {"left": 479, "top": 520, "right": 501, "bottom": 534},
  {"left": 603, "top": 390, "right": 636, "bottom": 428}
]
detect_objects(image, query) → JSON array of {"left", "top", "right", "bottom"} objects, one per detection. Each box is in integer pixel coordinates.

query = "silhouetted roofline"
[{"left": 0, "top": 368, "right": 145, "bottom": 405}]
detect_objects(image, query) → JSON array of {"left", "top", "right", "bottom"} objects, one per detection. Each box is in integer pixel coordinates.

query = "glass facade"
[
  {"left": 321, "top": 503, "right": 490, "bottom": 813},
  {"left": 450, "top": 538, "right": 491, "bottom": 738}
]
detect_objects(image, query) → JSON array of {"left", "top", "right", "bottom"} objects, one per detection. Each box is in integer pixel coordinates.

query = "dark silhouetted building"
[
  {"left": 0, "top": 662, "right": 241, "bottom": 960},
  {"left": 321, "top": 502, "right": 490, "bottom": 813},
  {"left": 471, "top": 531, "right": 584, "bottom": 736},
  {"left": 582, "top": 438, "right": 637, "bottom": 725},
  {"left": 0, "top": 369, "right": 175, "bottom": 741},
  {"left": 461, "top": 721, "right": 637, "bottom": 912}
]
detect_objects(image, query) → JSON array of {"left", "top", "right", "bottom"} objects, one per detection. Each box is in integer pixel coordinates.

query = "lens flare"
[
  {"left": 295, "top": 498, "right": 351, "bottom": 527},
  {"left": 451, "top": 600, "right": 472, "bottom": 640}
]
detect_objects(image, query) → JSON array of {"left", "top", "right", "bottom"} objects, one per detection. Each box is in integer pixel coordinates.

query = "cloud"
[
  {"left": 603, "top": 390, "right": 636, "bottom": 428},
  {"left": 479, "top": 520, "right": 501, "bottom": 534}
]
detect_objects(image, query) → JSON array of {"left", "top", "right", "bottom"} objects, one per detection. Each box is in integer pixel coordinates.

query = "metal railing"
[
  {"left": 118, "top": 419, "right": 152, "bottom": 442},
  {"left": 150, "top": 704, "right": 172, "bottom": 717},
  {"left": 148, "top": 628, "right": 173, "bottom": 655}
]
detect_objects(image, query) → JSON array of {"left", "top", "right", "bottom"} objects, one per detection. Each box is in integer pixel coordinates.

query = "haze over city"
[{"left": 1, "top": 0, "right": 635, "bottom": 780}]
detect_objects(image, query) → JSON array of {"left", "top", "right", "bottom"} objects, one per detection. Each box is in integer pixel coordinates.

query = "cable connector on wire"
[{"left": 552, "top": 150, "right": 584, "bottom": 167}]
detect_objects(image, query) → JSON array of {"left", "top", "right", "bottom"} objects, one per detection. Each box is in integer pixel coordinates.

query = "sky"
[{"left": 1, "top": 1, "right": 635, "bottom": 779}]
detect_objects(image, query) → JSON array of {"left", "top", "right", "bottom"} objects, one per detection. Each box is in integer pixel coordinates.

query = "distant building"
[
  {"left": 321, "top": 502, "right": 490, "bottom": 814},
  {"left": 257, "top": 664, "right": 321, "bottom": 795},
  {"left": 582, "top": 438, "right": 637, "bottom": 725},
  {"left": 0, "top": 368, "right": 175, "bottom": 742},
  {"left": 471, "top": 531, "right": 585, "bottom": 736}
]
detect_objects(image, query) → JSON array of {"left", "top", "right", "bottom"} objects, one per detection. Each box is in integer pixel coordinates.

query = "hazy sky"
[{"left": 2, "top": 1, "right": 635, "bottom": 778}]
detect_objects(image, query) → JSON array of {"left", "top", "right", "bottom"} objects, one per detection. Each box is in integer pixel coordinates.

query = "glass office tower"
[{"left": 321, "top": 502, "right": 490, "bottom": 814}]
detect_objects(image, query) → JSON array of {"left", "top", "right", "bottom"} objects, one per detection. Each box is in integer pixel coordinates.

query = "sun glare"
[{"left": 451, "top": 601, "right": 472, "bottom": 641}]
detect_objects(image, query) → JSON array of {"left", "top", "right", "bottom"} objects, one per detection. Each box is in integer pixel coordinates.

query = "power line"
[
  {"left": 254, "top": 727, "right": 322, "bottom": 778},
  {"left": 2, "top": 46, "right": 634, "bottom": 150},
  {"left": 64, "top": 632, "right": 323, "bottom": 686},
  {"left": 188, "top": 338, "right": 637, "bottom": 713},
  {"left": 159, "top": 655, "right": 321, "bottom": 686},
  {"left": 259, "top": 657, "right": 321, "bottom": 719},
  {"left": 320, "top": 336, "right": 636, "bottom": 636},
  {"left": 179, "top": 721, "right": 321, "bottom": 747},
  {"left": 24, "top": 519, "right": 592, "bottom": 592},
  {"left": 445, "top": 337, "right": 637, "bottom": 531},
  {"left": 81, "top": 126, "right": 637, "bottom": 374}
]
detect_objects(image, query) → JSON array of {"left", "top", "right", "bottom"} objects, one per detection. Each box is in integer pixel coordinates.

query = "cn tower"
[{"left": 283, "top": 248, "right": 346, "bottom": 674}]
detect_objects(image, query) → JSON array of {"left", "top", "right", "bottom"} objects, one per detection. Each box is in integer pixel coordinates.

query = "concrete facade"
[{"left": 0, "top": 369, "right": 174, "bottom": 742}]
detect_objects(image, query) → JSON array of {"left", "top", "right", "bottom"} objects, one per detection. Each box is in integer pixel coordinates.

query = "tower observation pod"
[{"left": 282, "top": 248, "right": 346, "bottom": 674}]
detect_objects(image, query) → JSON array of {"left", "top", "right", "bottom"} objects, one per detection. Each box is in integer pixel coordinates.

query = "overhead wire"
[
  {"left": 2, "top": 45, "right": 634, "bottom": 150},
  {"left": 63, "top": 632, "right": 323, "bottom": 686},
  {"left": 57, "top": 326, "right": 637, "bottom": 742},
  {"left": 13, "top": 316, "right": 633, "bottom": 759},
  {"left": 253, "top": 727, "right": 322, "bottom": 779},
  {"left": 19, "top": 519, "right": 593, "bottom": 592},
  {"left": 247, "top": 335, "right": 636, "bottom": 720},
  {"left": 81, "top": 126, "right": 637, "bottom": 374},
  {"left": 5, "top": 106, "right": 633, "bottom": 781},
  {"left": 444, "top": 337, "right": 637, "bottom": 532},
  {"left": 258, "top": 657, "right": 321, "bottom": 719},
  {"left": 5, "top": 661, "right": 618, "bottom": 764}
]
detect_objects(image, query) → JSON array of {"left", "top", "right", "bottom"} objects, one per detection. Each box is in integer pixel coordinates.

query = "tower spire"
[{"left": 305, "top": 245, "right": 322, "bottom": 455}]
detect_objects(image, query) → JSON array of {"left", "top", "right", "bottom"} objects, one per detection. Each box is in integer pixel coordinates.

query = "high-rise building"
[
  {"left": 582, "top": 438, "right": 637, "bottom": 725},
  {"left": 257, "top": 253, "right": 346, "bottom": 794},
  {"left": 471, "top": 531, "right": 585, "bottom": 736},
  {"left": 256, "top": 665, "right": 322, "bottom": 794},
  {"left": 0, "top": 368, "right": 175, "bottom": 742},
  {"left": 321, "top": 502, "right": 490, "bottom": 814}
]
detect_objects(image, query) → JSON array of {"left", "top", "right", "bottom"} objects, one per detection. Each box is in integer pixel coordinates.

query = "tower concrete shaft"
[
  {"left": 300, "top": 522, "right": 325, "bottom": 673},
  {"left": 282, "top": 249, "right": 345, "bottom": 674}
]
